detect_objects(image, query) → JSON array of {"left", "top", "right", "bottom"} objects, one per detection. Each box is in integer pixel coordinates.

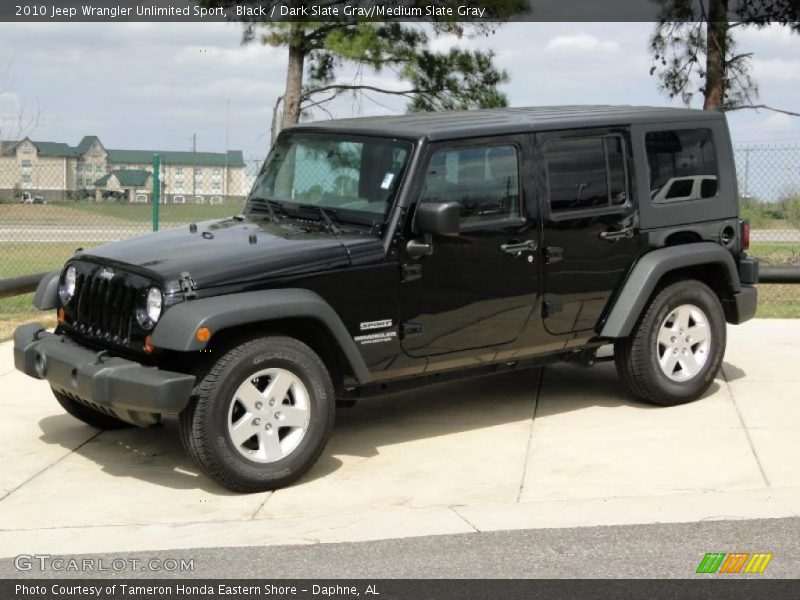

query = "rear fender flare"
[{"left": 600, "top": 242, "right": 739, "bottom": 338}]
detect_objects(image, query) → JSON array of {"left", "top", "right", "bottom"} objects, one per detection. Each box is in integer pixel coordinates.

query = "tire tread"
[{"left": 179, "top": 335, "right": 334, "bottom": 492}]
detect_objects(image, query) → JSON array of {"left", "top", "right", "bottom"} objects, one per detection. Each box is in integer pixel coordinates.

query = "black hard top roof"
[{"left": 286, "top": 105, "right": 723, "bottom": 141}]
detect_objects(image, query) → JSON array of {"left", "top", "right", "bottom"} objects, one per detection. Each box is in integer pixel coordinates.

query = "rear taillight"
[{"left": 742, "top": 220, "right": 750, "bottom": 250}]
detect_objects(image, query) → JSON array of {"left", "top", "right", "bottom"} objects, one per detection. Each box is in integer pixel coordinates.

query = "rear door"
[{"left": 539, "top": 129, "right": 641, "bottom": 335}]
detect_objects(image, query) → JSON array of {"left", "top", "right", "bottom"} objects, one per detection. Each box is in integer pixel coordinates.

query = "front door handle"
[
  {"left": 599, "top": 227, "right": 634, "bottom": 242},
  {"left": 500, "top": 239, "right": 538, "bottom": 255}
]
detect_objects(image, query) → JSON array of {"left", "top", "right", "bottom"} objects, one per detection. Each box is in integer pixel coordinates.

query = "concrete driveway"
[{"left": 0, "top": 319, "right": 798, "bottom": 557}]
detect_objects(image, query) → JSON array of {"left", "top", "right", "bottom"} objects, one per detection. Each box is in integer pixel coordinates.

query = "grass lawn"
[
  {"left": 748, "top": 243, "right": 800, "bottom": 316},
  {"left": 0, "top": 201, "right": 245, "bottom": 227},
  {"left": 0, "top": 242, "right": 99, "bottom": 339},
  {"left": 0, "top": 241, "right": 99, "bottom": 280},
  {"left": 749, "top": 241, "right": 799, "bottom": 266}
]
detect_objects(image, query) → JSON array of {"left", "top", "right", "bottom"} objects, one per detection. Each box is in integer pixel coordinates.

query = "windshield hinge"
[{"left": 179, "top": 271, "right": 197, "bottom": 300}]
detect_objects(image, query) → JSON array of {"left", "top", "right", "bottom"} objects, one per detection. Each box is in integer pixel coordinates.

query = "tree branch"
[
  {"left": 727, "top": 52, "right": 754, "bottom": 64},
  {"left": 301, "top": 91, "right": 342, "bottom": 110},
  {"left": 726, "top": 104, "right": 800, "bottom": 117},
  {"left": 299, "top": 83, "right": 421, "bottom": 102}
]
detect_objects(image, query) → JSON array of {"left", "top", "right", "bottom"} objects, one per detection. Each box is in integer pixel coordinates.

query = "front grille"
[{"left": 65, "top": 261, "right": 150, "bottom": 347}]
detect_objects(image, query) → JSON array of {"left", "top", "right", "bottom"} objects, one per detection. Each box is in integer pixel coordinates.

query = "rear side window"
[
  {"left": 646, "top": 129, "right": 718, "bottom": 203},
  {"left": 420, "top": 145, "right": 521, "bottom": 225},
  {"left": 545, "top": 136, "right": 628, "bottom": 213}
]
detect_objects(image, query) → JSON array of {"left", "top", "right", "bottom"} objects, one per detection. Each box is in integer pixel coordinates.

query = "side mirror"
[{"left": 415, "top": 202, "right": 460, "bottom": 237}]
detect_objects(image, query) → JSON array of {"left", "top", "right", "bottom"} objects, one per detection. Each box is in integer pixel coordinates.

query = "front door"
[
  {"left": 539, "top": 130, "right": 641, "bottom": 335},
  {"left": 399, "top": 137, "right": 539, "bottom": 358}
]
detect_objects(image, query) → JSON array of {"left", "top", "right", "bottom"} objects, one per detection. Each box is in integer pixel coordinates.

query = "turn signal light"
[
  {"left": 196, "top": 327, "right": 211, "bottom": 343},
  {"left": 57, "top": 307, "right": 66, "bottom": 324},
  {"left": 143, "top": 335, "right": 154, "bottom": 354}
]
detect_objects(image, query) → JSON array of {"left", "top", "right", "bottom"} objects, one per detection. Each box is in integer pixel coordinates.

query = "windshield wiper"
[
  {"left": 247, "top": 196, "right": 285, "bottom": 223},
  {"left": 298, "top": 204, "right": 342, "bottom": 234}
]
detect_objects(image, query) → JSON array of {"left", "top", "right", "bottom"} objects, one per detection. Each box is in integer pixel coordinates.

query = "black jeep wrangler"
[{"left": 14, "top": 106, "right": 758, "bottom": 492}]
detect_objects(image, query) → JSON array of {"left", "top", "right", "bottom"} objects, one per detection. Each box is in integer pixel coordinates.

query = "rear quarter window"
[{"left": 646, "top": 129, "right": 718, "bottom": 204}]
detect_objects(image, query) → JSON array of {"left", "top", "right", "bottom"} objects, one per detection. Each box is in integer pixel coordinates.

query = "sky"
[{"left": 0, "top": 21, "right": 798, "bottom": 164}]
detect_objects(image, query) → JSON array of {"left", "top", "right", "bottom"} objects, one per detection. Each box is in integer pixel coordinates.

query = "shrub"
[
  {"left": 740, "top": 196, "right": 771, "bottom": 228},
  {"left": 782, "top": 195, "right": 800, "bottom": 229}
]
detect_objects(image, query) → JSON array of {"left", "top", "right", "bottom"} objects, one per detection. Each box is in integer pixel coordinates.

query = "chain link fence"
[
  {"left": 734, "top": 143, "right": 800, "bottom": 316},
  {"left": 0, "top": 155, "right": 259, "bottom": 337},
  {"left": 1, "top": 143, "right": 799, "bottom": 338}
]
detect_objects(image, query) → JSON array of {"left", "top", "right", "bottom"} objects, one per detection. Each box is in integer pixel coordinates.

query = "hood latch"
[{"left": 179, "top": 271, "right": 197, "bottom": 300}]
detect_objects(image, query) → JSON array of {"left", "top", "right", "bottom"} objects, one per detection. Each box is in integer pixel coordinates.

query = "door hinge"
[
  {"left": 545, "top": 246, "right": 564, "bottom": 264},
  {"left": 542, "top": 302, "right": 563, "bottom": 317},
  {"left": 179, "top": 271, "right": 197, "bottom": 300},
  {"left": 401, "top": 322, "right": 423, "bottom": 338},
  {"left": 401, "top": 263, "right": 423, "bottom": 282}
]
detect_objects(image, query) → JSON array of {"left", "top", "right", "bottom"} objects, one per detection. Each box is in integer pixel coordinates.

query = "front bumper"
[{"left": 14, "top": 323, "right": 195, "bottom": 426}]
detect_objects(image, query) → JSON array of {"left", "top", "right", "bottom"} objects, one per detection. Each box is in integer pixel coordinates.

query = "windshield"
[{"left": 247, "top": 132, "right": 413, "bottom": 225}]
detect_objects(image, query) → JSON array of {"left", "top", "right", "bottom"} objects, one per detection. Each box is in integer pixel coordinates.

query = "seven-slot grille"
[{"left": 69, "top": 264, "right": 142, "bottom": 345}]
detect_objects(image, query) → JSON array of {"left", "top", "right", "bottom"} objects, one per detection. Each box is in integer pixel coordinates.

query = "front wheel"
[
  {"left": 179, "top": 335, "right": 335, "bottom": 492},
  {"left": 615, "top": 279, "right": 726, "bottom": 406}
]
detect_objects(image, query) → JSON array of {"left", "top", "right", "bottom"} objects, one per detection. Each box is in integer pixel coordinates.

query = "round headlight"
[
  {"left": 146, "top": 287, "right": 163, "bottom": 323},
  {"left": 58, "top": 266, "right": 77, "bottom": 304},
  {"left": 135, "top": 287, "right": 163, "bottom": 330}
]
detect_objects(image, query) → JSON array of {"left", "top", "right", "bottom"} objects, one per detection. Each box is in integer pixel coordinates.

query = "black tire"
[
  {"left": 615, "top": 279, "right": 726, "bottom": 406},
  {"left": 52, "top": 388, "right": 133, "bottom": 429},
  {"left": 179, "top": 335, "right": 335, "bottom": 493}
]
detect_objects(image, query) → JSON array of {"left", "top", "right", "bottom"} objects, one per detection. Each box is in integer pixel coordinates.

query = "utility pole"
[
  {"left": 225, "top": 100, "right": 230, "bottom": 199},
  {"left": 744, "top": 147, "right": 750, "bottom": 198},
  {"left": 152, "top": 154, "right": 160, "bottom": 231}
]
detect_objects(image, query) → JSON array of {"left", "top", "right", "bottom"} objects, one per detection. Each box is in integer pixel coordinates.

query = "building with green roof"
[{"left": 0, "top": 135, "right": 248, "bottom": 204}]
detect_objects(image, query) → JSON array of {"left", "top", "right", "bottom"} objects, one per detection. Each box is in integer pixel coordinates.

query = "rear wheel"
[
  {"left": 615, "top": 279, "right": 726, "bottom": 406},
  {"left": 52, "top": 388, "right": 133, "bottom": 429},
  {"left": 179, "top": 335, "right": 335, "bottom": 492}
]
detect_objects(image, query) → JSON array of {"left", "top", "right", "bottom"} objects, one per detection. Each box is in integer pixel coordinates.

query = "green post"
[{"left": 152, "top": 153, "right": 160, "bottom": 231}]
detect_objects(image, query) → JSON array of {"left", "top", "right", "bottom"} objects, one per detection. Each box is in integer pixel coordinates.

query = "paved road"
[
  {"left": 750, "top": 229, "right": 800, "bottom": 243},
  {"left": 0, "top": 225, "right": 160, "bottom": 243},
  {"left": 2, "top": 320, "right": 800, "bottom": 560},
  {"left": 2, "top": 517, "right": 797, "bottom": 579}
]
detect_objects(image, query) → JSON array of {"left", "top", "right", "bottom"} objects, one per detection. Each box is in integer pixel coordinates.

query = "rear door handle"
[
  {"left": 599, "top": 227, "right": 634, "bottom": 242},
  {"left": 500, "top": 239, "right": 537, "bottom": 255}
]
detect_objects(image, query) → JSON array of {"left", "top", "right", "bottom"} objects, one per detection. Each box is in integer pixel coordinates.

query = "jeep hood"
[{"left": 80, "top": 217, "right": 384, "bottom": 290}]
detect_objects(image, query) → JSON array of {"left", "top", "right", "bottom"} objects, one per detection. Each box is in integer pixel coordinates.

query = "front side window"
[
  {"left": 646, "top": 128, "right": 718, "bottom": 203},
  {"left": 545, "top": 136, "right": 627, "bottom": 213},
  {"left": 250, "top": 133, "right": 412, "bottom": 223},
  {"left": 420, "top": 144, "right": 521, "bottom": 225}
]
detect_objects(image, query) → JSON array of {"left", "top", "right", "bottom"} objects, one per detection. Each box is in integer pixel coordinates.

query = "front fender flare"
[
  {"left": 150, "top": 288, "right": 372, "bottom": 384},
  {"left": 600, "top": 242, "right": 740, "bottom": 338},
  {"left": 34, "top": 271, "right": 60, "bottom": 310}
]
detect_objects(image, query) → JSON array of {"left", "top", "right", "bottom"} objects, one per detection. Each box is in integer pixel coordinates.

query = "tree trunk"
[
  {"left": 704, "top": 0, "right": 729, "bottom": 110},
  {"left": 281, "top": 24, "right": 306, "bottom": 128}
]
